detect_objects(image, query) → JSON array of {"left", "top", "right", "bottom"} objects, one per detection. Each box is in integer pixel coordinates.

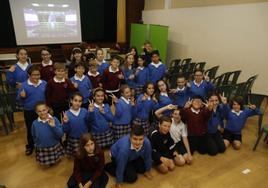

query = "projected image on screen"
[{"left": 9, "top": 0, "right": 82, "bottom": 45}]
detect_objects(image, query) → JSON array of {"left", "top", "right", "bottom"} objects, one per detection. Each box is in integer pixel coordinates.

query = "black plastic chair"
[
  {"left": 204, "top": 66, "right": 219, "bottom": 80},
  {"left": 222, "top": 70, "right": 241, "bottom": 85},
  {"left": 194, "top": 62, "right": 206, "bottom": 72},
  {"left": 253, "top": 124, "right": 268, "bottom": 151}
]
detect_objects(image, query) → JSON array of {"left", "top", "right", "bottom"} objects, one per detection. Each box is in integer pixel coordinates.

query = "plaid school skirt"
[
  {"left": 36, "top": 143, "right": 64, "bottom": 165},
  {"left": 92, "top": 129, "right": 114, "bottom": 148},
  {"left": 132, "top": 118, "right": 152, "bottom": 136},
  {"left": 66, "top": 137, "right": 80, "bottom": 156},
  {"left": 112, "top": 124, "right": 132, "bottom": 141}
]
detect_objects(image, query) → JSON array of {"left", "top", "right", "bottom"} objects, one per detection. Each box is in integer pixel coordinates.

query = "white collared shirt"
[
  {"left": 70, "top": 108, "right": 81, "bottom": 116},
  {"left": 74, "top": 74, "right": 85, "bottom": 81},
  {"left": 42, "top": 60, "right": 53, "bottom": 67},
  {"left": 37, "top": 114, "right": 52, "bottom": 123},
  {"left": 109, "top": 66, "right": 119, "bottom": 73},
  {"left": 137, "top": 66, "right": 144, "bottom": 70},
  {"left": 170, "top": 119, "right": 187, "bottom": 143},
  {"left": 160, "top": 92, "right": 168, "bottom": 97},
  {"left": 53, "top": 77, "right": 65, "bottom": 83},
  {"left": 17, "top": 61, "right": 29, "bottom": 71},
  {"left": 193, "top": 80, "right": 204, "bottom": 87},
  {"left": 88, "top": 71, "right": 100, "bottom": 77},
  {"left": 150, "top": 61, "right": 163, "bottom": 68},
  {"left": 176, "top": 86, "right": 185, "bottom": 92},
  {"left": 121, "top": 96, "right": 130, "bottom": 104},
  {"left": 131, "top": 143, "right": 143, "bottom": 152},
  {"left": 27, "top": 79, "right": 42, "bottom": 87},
  {"left": 96, "top": 59, "right": 105, "bottom": 65},
  {"left": 94, "top": 103, "right": 105, "bottom": 108},
  {"left": 191, "top": 107, "right": 200, "bottom": 114},
  {"left": 231, "top": 109, "right": 243, "bottom": 116}
]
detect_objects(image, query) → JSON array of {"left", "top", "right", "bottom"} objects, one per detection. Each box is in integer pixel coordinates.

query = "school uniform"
[
  {"left": 189, "top": 80, "right": 214, "bottom": 99},
  {"left": 123, "top": 66, "right": 136, "bottom": 89},
  {"left": 222, "top": 105, "right": 262, "bottom": 143},
  {"left": 150, "top": 129, "right": 176, "bottom": 165},
  {"left": 101, "top": 66, "right": 124, "bottom": 105},
  {"left": 148, "top": 61, "right": 167, "bottom": 84},
  {"left": 31, "top": 116, "right": 64, "bottom": 165},
  {"left": 106, "top": 135, "right": 152, "bottom": 184},
  {"left": 6, "top": 61, "right": 31, "bottom": 87},
  {"left": 87, "top": 71, "right": 102, "bottom": 89},
  {"left": 67, "top": 61, "right": 88, "bottom": 78},
  {"left": 169, "top": 119, "right": 188, "bottom": 155},
  {"left": 181, "top": 107, "right": 217, "bottom": 156},
  {"left": 207, "top": 105, "right": 226, "bottom": 154},
  {"left": 171, "top": 86, "right": 192, "bottom": 108},
  {"left": 70, "top": 75, "right": 92, "bottom": 108},
  {"left": 132, "top": 94, "right": 156, "bottom": 135},
  {"left": 134, "top": 66, "right": 149, "bottom": 96},
  {"left": 112, "top": 97, "right": 137, "bottom": 141},
  {"left": 45, "top": 77, "right": 77, "bottom": 121},
  {"left": 63, "top": 108, "right": 90, "bottom": 156},
  {"left": 67, "top": 150, "right": 108, "bottom": 188},
  {"left": 40, "top": 60, "right": 54, "bottom": 82},
  {"left": 88, "top": 103, "right": 114, "bottom": 148},
  {"left": 17, "top": 79, "right": 47, "bottom": 150},
  {"left": 96, "top": 60, "right": 109, "bottom": 76}
]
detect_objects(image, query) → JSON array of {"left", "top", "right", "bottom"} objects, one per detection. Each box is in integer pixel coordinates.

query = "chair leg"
[
  {"left": 253, "top": 128, "right": 264, "bottom": 151},
  {"left": 258, "top": 115, "right": 263, "bottom": 136},
  {"left": 6, "top": 113, "right": 15, "bottom": 131},
  {"left": 1, "top": 116, "right": 9, "bottom": 135},
  {"left": 264, "top": 134, "right": 268, "bottom": 142}
]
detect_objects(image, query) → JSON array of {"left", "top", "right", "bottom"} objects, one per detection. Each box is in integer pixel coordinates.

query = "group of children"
[{"left": 6, "top": 45, "right": 262, "bottom": 188}]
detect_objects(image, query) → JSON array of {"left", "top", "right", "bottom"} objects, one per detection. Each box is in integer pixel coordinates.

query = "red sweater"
[
  {"left": 45, "top": 78, "right": 77, "bottom": 106},
  {"left": 87, "top": 74, "right": 102, "bottom": 89},
  {"left": 73, "top": 150, "right": 105, "bottom": 184},
  {"left": 101, "top": 68, "right": 124, "bottom": 91},
  {"left": 40, "top": 64, "right": 55, "bottom": 82},
  {"left": 181, "top": 107, "right": 212, "bottom": 136}
]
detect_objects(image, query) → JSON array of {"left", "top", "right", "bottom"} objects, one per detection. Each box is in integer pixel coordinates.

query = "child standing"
[
  {"left": 134, "top": 55, "right": 149, "bottom": 97},
  {"left": 62, "top": 93, "right": 90, "bottom": 157},
  {"left": 222, "top": 96, "right": 262, "bottom": 150},
  {"left": 32, "top": 102, "right": 64, "bottom": 166},
  {"left": 207, "top": 93, "right": 226, "bottom": 154},
  {"left": 180, "top": 95, "right": 217, "bottom": 155},
  {"left": 67, "top": 133, "right": 108, "bottom": 188},
  {"left": 45, "top": 63, "right": 77, "bottom": 121},
  {"left": 40, "top": 47, "right": 54, "bottom": 82},
  {"left": 112, "top": 85, "right": 137, "bottom": 141},
  {"left": 70, "top": 62, "right": 93, "bottom": 109},
  {"left": 155, "top": 105, "right": 193, "bottom": 165},
  {"left": 106, "top": 125, "right": 153, "bottom": 188},
  {"left": 87, "top": 60, "right": 102, "bottom": 89},
  {"left": 88, "top": 88, "right": 114, "bottom": 148},
  {"left": 133, "top": 82, "right": 157, "bottom": 136},
  {"left": 122, "top": 53, "right": 136, "bottom": 89},
  {"left": 148, "top": 50, "right": 167, "bottom": 84},
  {"left": 95, "top": 48, "right": 109, "bottom": 76},
  {"left": 7, "top": 47, "right": 31, "bottom": 89},
  {"left": 68, "top": 47, "right": 88, "bottom": 78},
  {"left": 101, "top": 57, "right": 125, "bottom": 105},
  {"left": 17, "top": 65, "right": 47, "bottom": 155}
]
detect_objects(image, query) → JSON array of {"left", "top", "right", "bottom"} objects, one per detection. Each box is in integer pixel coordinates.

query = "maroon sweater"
[
  {"left": 45, "top": 78, "right": 77, "bottom": 107},
  {"left": 101, "top": 68, "right": 124, "bottom": 91},
  {"left": 87, "top": 73, "right": 102, "bottom": 89},
  {"left": 40, "top": 64, "right": 55, "bottom": 82},
  {"left": 73, "top": 150, "right": 105, "bottom": 184},
  {"left": 181, "top": 107, "right": 213, "bottom": 136}
]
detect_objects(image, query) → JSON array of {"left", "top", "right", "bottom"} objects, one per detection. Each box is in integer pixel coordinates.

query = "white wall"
[{"left": 142, "top": 2, "right": 268, "bottom": 94}]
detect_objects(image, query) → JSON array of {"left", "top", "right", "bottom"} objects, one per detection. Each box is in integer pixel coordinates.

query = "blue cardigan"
[
  {"left": 136, "top": 94, "right": 157, "bottom": 120},
  {"left": 148, "top": 62, "right": 166, "bottom": 84}
]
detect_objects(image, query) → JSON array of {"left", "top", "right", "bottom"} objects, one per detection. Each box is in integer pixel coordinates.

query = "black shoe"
[{"left": 25, "top": 147, "right": 33, "bottom": 156}]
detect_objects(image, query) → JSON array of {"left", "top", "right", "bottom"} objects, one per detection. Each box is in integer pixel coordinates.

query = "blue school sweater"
[
  {"left": 172, "top": 87, "right": 191, "bottom": 108},
  {"left": 17, "top": 80, "right": 47, "bottom": 111},
  {"left": 113, "top": 97, "right": 137, "bottom": 125},
  {"left": 135, "top": 67, "right": 149, "bottom": 86},
  {"left": 148, "top": 62, "right": 167, "bottom": 84},
  {"left": 207, "top": 105, "right": 224, "bottom": 134},
  {"left": 88, "top": 104, "right": 114, "bottom": 133},
  {"left": 123, "top": 67, "right": 136, "bottom": 88},
  {"left": 136, "top": 94, "right": 157, "bottom": 120},
  {"left": 98, "top": 61, "right": 109, "bottom": 76},
  {"left": 70, "top": 75, "right": 92, "bottom": 104},
  {"left": 6, "top": 63, "right": 31, "bottom": 86},
  {"left": 223, "top": 105, "right": 262, "bottom": 134},
  {"left": 110, "top": 135, "right": 152, "bottom": 183},
  {"left": 63, "top": 108, "right": 89, "bottom": 138},
  {"left": 154, "top": 93, "right": 173, "bottom": 116},
  {"left": 189, "top": 80, "right": 214, "bottom": 99},
  {"left": 31, "top": 117, "right": 63, "bottom": 148}
]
